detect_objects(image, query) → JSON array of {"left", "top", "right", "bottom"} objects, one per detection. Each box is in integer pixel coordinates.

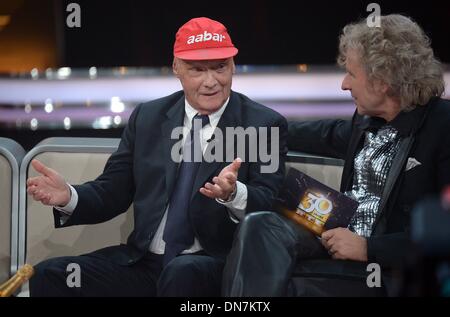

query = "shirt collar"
[
  {"left": 359, "top": 116, "right": 386, "bottom": 134},
  {"left": 387, "top": 105, "right": 427, "bottom": 137},
  {"left": 358, "top": 104, "right": 428, "bottom": 137},
  {"left": 184, "top": 97, "right": 230, "bottom": 129}
]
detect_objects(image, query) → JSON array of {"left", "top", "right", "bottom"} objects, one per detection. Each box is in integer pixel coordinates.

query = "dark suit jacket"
[
  {"left": 288, "top": 97, "right": 450, "bottom": 269},
  {"left": 54, "top": 90, "right": 288, "bottom": 265}
]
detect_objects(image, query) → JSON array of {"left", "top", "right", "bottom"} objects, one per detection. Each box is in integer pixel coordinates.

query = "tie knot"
[{"left": 192, "top": 114, "right": 210, "bottom": 129}]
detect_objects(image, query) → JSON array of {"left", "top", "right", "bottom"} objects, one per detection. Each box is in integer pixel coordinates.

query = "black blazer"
[
  {"left": 54, "top": 90, "right": 288, "bottom": 265},
  {"left": 288, "top": 97, "right": 450, "bottom": 268}
]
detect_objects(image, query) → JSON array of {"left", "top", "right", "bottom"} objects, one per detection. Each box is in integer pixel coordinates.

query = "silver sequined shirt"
[{"left": 346, "top": 125, "right": 401, "bottom": 237}]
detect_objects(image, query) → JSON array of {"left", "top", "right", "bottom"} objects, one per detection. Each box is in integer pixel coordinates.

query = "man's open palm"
[{"left": 26, "top": 159, "right": 70, "bottom": 206}]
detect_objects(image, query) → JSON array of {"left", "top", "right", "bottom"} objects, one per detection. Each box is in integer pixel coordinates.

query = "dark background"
[{"left": 60, "top": 0, "right": 450, "bottom": 67}]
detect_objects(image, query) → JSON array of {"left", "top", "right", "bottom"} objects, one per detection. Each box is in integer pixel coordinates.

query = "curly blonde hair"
[{"left": 337, "top": 14, "right": 445, "bottom": 110}]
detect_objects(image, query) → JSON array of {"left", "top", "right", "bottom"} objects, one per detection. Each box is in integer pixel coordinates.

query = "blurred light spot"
[
  {"left": 93, "top": 116, "right": 112, "bottom": 129},
  {"left": 24, "top": 103, "right": 32, "bottom": 113},
  {"left": 113, "top": 115, "right": 122, "bottom": 125},
  {"left": 57, "top": 67, "right": 71, "bottom": 79},
  {"left": 64, "top": 117, "right": 71, "bottom": 130},
  {"left": 45, "top": 68, "right": 53, "bottom": 79},
  {"left": 297, "top": 64, "right": 308, "bottom": 73},
  {"left": 45, "top": 98, "right": 53, "bottom": 113},
  {"left": 30, "top": 118, "right": 38, "bottom": 130},
  {"left": 110, "top": 96, "right": 125, "bottom": 113},
  {"left": 30, "top": 68, "right": 39, "bottom": 80},
  {"left": 89, "top": 67, "right": 97, "bottom": 79}
]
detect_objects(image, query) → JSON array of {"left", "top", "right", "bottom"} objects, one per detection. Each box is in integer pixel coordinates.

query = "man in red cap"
[{"left": 27, "top": 17, "right": 287, "bottom": 297}]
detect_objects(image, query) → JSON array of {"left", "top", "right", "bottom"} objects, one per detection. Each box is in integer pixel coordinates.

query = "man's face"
[
  {"left": 173, "top": 58, "right": 235, "bottom": 114},
  {"left": 341, "top": 49, "right": 389, "bottom": 119}
]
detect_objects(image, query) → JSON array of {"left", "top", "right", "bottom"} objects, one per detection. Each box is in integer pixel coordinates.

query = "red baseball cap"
[{"left": 174, "top": 17, "right": 238, "bottom": 60}]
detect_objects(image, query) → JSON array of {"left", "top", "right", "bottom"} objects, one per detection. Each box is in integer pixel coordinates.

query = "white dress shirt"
[{"left": 56, "top": 98, "right": 248, "bottom": 255}]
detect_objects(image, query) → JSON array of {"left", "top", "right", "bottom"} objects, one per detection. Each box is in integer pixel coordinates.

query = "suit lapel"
[
  {"left": 370, "top": 104, "right": 429, "bottom": 235},
  {"left": 161, "top": 96, "right": 185, "bottom": 200},
  {"left": 340, "top": 115, "right": 365, "bottom": 192},
  {"left": 371, "top": 135, "right": 415, "bottom": 235},
  {"left": 191, "top": 92, "right": 243, "bottom": 201}
]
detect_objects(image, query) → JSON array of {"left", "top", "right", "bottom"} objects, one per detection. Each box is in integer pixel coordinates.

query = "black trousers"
[
  {"left": 29, "top": 249, "right": 224, "bottom": 297},
  {"left": 222, "top": 212, "right": 386, "bottom": 297}
]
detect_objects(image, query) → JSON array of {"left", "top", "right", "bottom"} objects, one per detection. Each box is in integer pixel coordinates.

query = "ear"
[
  {"left": 231, "top": 59, "right": 236, "bottom": 74},
  {"left": 379, "top": 81, "right": 390, "bottom": 95},
  {"left": 372, "top": 78, "right": 389, "bottom": 95},
  {"left": 172, "top": 58, "right": 179, "bottom": 77}
]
